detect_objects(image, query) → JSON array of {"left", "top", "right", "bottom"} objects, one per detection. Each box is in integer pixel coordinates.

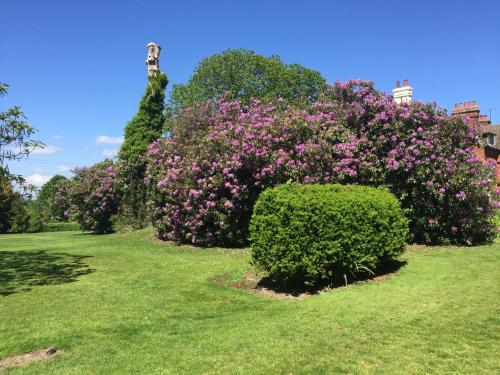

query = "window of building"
[{"left": 486, "top": 133, "right": 495, "bottom": 146}]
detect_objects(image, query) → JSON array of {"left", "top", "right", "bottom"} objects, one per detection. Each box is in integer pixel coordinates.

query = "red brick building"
[{"left": 452, "top": 101, "right": 500, "bottom": 183}]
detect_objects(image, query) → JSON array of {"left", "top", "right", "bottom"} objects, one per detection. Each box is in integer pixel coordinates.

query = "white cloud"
[
  {"left": 56, "top": 165, "right": 71, "bottom": 173},
  {"left": 96, "top": 135, "right": 124, "bottom": 145},
  {"left": 26, "top": 173, "right": 52, "bottom": 187},
  {"left": 51, "top": 135, "right": 63, "bottom": 141},
  {"left": 32, "top": 145, "right": 62, "bottom": 154},
  {"left": 102, "top": 149, "right": 118, "bottom": 158}
]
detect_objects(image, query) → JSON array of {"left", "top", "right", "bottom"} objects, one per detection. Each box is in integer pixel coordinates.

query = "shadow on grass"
[
  {"left": 257, "top": 259, "right": 408, "bottom": 297},
  {"left": 0, "top": 250, "right": 94, "bottom": 296}
]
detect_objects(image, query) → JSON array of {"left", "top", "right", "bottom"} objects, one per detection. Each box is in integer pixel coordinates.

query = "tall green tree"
[
  {"left": 119, "top": 73, "right": 169, "bottom": 164},
  {"left": 0, "top": 83, "right": 43, "bottom": 185},
  {"left": 36, "top": 174, "right": 69, "bottom": 222},
  {"left": 0, "top": 82, "right": 42, "bottom": 232},
  {"left": 167, "top": 49, "right": 327, "bottom": 117},
  {"left": 117, "top": 72, "right": 168, "bottom": 228}
]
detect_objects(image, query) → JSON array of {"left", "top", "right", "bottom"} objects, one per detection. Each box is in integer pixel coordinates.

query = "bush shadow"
[
  {"left": 0, "top": 250, "right": 94, "bottom": 296},
  {"left": 257, "top": 259, "right": 408, "bottom": 297}
]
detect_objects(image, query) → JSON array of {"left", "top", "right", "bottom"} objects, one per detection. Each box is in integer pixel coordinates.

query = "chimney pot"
[
  {"left": 396, "top": 80, "right": 401, "bottom": 88},
  {"left": 404, "top": 79, "right": 409, "bottom": 86},
  {"left": 473, "top": 100, "right": 477, "bottom": 107}
]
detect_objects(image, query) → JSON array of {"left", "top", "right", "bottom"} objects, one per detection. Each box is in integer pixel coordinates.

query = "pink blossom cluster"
[
  {"left": 145, "top": 80, "right": 496, "bottom": 246},
  {"left": 69, "top": 162, "right": 119, "bottom": 233}
]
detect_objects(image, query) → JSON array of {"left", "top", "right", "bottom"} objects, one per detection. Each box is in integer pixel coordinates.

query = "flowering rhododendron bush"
[
  {"left": 69, "top": 161, "right": 120, "bottom": 233},
  {"left": 145, "top": 80, "right": 497, "bottom": 246}
]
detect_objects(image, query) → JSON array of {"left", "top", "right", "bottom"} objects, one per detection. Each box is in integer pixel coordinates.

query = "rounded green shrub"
[{"left": 249, "top": 184, "right": 408, "bottom": 286}]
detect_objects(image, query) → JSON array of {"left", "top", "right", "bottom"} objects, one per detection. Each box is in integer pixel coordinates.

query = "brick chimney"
[
  {"left": 479, "top": 114, "right": 491, "bottom": 125},
  {"left": 452, "top": 100, "right": 480, "bottom": 125},
  {"left": 393, "top": 79, "right": 413, "bottom": 104}
]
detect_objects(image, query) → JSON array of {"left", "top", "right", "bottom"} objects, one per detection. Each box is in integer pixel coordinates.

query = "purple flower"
[{"left": 143, "top": 81, "right": 496, "bottom": 246}]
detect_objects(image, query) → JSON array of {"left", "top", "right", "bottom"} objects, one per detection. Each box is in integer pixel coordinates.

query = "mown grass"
[{"left": 0, "top": 230, "right": 499, "bottom": 374}]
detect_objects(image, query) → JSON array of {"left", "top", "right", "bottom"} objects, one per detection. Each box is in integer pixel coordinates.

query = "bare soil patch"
[
  {"left": 213, "top": 272, "right": 310, "bottom": 300},
  {"left": 0, "top": 347, "right": 58, "bottom": 371}
]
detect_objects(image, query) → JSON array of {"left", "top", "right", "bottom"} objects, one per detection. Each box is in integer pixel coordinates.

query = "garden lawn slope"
[{"left": 0, "top": 231, "right": 499, "bottom": 374}]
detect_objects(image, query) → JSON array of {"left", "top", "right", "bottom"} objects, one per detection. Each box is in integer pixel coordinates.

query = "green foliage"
[
  {"left": 119, "top": 72, "right": 168, "bottom": 164},
  {"left": 114, "top": 159, "right": 150, "bottom": 230},
  {"left": 37, "top": 174, "right": 67, "bottom": 205},
  {"left": 168, "top": 49, "right": 327, "bottom": 117},
  {"left": 36, "top": 174, "right": 69, "bottom": 222},
  {"left": 249, "top": 184, "right": 408, "bottom": 286},
  {"left": 7, "top": 193, "right": 30, "bottom": 233},
  {"left": 0, "top": 170, "right": 33, "bottom": 233},
  {"left": 494, "top": 211, "right": 500, "bottom": 228},
  {"left": 0, "top": 170, "right": 15, "bottom": 232},
  {"left": 27, "top": 204, "right": 44, "bottom": 233},
  {"left": 117, "top": 72, "right": 168, "bottom": 229},
  {"left": 0, "top": 82, "right": 43, "bottom": 186}
]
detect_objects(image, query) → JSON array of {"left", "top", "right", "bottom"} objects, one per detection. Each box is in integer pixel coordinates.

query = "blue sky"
[{"left": 2, "top": 0, "right": 499, "bottom": 186}]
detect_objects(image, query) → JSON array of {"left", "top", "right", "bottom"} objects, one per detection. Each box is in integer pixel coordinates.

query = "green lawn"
[{"left": 0, "top": 230, "right": 499, "bottom": 374}]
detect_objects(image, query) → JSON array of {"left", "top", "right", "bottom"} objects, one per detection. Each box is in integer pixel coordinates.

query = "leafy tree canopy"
[
  {"left": 0, "top": 83, "right": 43, "bottom": 185},
  {"left": 36, "top": 174, "right": 69, "bottom": 222},
  {"left": 119, "top": 73, "right": 168, "bottom": 164},
  {"left": 167, "top": 49, "right": 327, "bottom": 116},
  {"left": 37, "top": 175, "right": 67, "bottom": 204}
]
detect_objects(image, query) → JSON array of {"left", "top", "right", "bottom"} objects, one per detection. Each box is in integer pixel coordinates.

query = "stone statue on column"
[{"left": 146, "top": 42, "right": 161, "bottom": 77}]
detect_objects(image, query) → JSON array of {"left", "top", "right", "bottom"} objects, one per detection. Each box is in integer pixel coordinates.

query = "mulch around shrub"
[{"left": 213, "top": 259, "right": 406, "bottom": 300}]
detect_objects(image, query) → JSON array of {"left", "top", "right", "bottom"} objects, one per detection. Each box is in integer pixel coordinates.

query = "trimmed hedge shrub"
[
  {"left": 249, "top": 184, "right": 408, "bottom": 286},
  {"left": 42, "top": 222, "right": 81, "bottom": 232}
]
